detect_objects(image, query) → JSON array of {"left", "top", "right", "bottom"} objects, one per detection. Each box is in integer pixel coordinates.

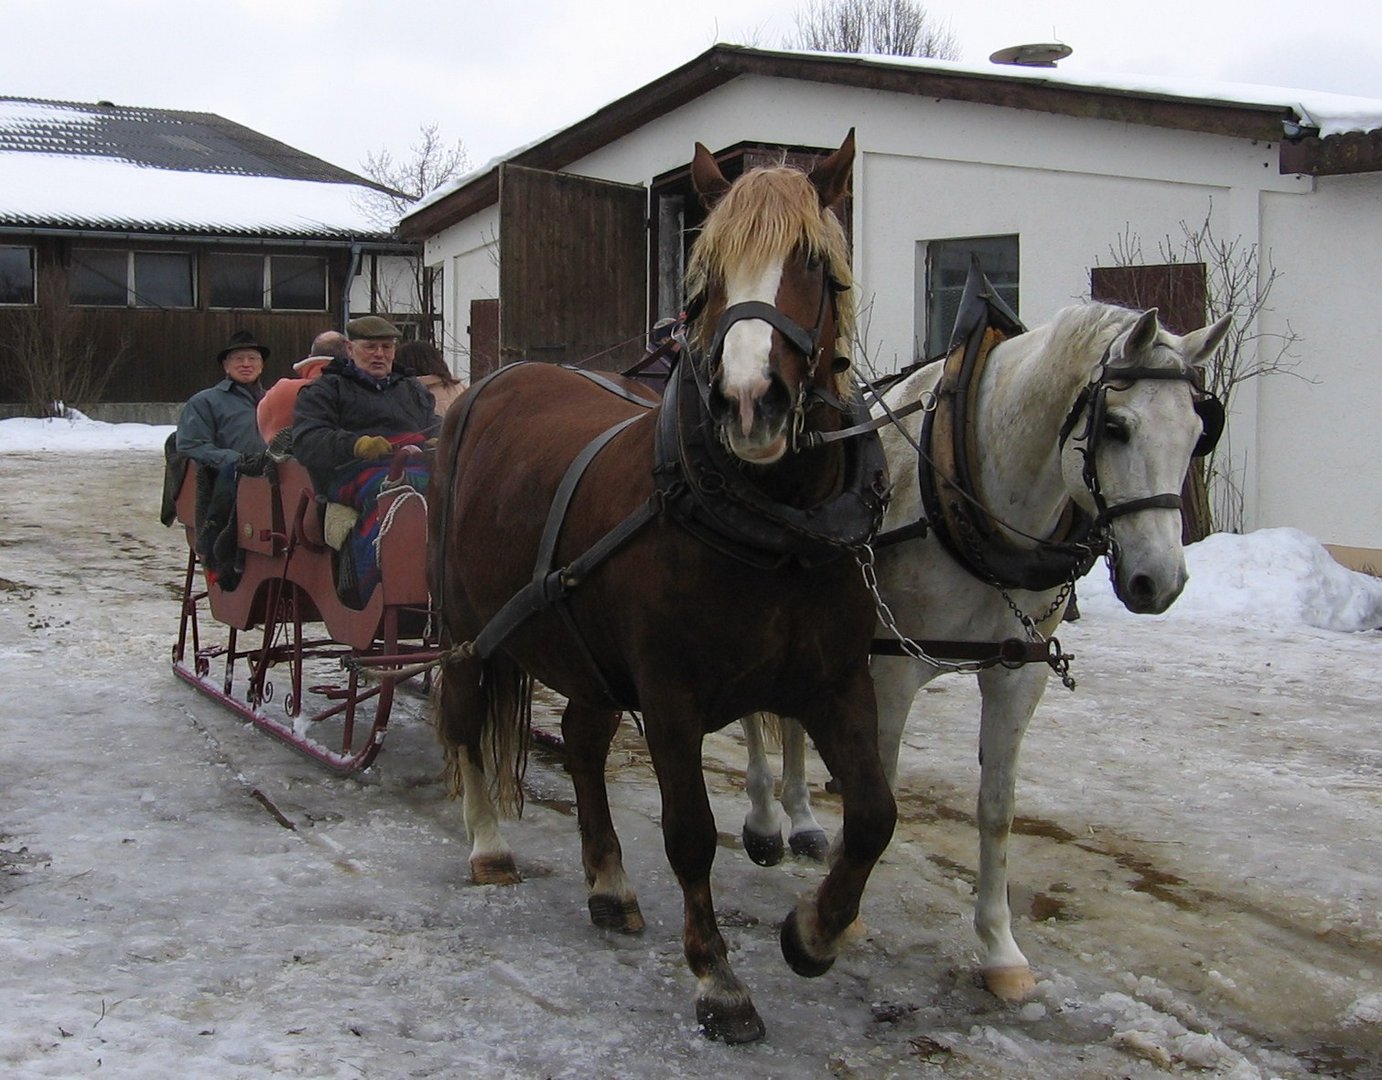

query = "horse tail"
[{"left": 432, "top": 648, "right": 532, "bottom": 818}]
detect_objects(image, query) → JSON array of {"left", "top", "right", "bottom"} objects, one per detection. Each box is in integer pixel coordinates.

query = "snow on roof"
[
  {"left": 0, "top": 96, "right": 399, "bottom": 239},
  {"left": 848, "top": 51, "right": 1382, "bottom": 138},
  {"left": 407, "top": 46, "right": 1382, "bottom": 219},
  {"left": 0, "top": 152, "right": 393, "bottom": 237}
]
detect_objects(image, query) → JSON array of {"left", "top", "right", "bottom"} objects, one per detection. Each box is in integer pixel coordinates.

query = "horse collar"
[
  {"left": 917, "top": 319, "right": 1101, "bottom": 593},
  {"left": 656, "top": 344, "right": 888, "bottom": 569}
]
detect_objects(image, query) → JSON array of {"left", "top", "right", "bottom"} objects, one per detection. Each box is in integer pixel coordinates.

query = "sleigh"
[{"left": 170, "top": 449, "right": 439, "bottom": 773}]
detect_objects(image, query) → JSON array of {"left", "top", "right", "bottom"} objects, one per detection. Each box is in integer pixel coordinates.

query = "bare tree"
[
  {"left": 2, "top": 273, "right": 127, "bottom": 417},
  {"left": 356, "top": 123, "right": 470, "bottom": 346},
  {"left": 785, "top": 0, "right": 960, "bottom": 59},
  {"left": 359, "top": 122, "right": 469, "bottom": 226},
  {"left": 1099, "top": 207, "right": 1307, "bottom": 536}
]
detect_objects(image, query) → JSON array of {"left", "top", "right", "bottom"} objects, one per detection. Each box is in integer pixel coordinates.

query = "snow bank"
[{"left": 1080, "top": 527, "right": 1382, "bottom": 633}]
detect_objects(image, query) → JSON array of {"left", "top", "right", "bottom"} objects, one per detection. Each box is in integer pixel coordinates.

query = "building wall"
[
  {"left": 420, "top": 74, "right": 1380, "bottom": 551},
  {"left": 1259, "top": 173, "right": 1382, "bottom": 549},
  {"left": 424, "top": 213, "right": 499, "bottom": 380}
]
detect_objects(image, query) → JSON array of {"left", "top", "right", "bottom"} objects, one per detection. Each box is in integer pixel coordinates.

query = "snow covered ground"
[{"left": 1, "top": 414, "right": 1380, "bottom": 1078}]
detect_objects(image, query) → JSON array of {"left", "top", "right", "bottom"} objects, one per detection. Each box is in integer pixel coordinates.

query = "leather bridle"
[{"left": 1058, "top": 354, "right": 1225, "bottom": 533}]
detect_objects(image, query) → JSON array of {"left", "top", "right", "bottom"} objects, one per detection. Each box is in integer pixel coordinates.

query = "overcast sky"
[{"left": 7, "top": 0, "right": 1380, "bottom": 181}]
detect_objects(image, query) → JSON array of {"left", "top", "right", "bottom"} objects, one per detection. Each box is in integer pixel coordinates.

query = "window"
[
  {"left": 919, "top": 235, "right": 1019, "bottom": 360},
  {"left": 208, "top": 253, "right": 327, "bottom": 311},
  {"left": 207, "top": 253, "right": 264, "bottom": 308},
  {"left": 71, "top": 249, "right": 195, "bottom": 308},
  {"left": 0, "top": 245, "right": 35, "bottom": 304},
  {"left": 269, "top": 255, "right": 326, "bottom": 311}
]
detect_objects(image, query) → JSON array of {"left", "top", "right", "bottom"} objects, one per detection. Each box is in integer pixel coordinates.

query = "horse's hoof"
[
  {"left": 696, "top": 997, "right": 766, "bottom": 1044},
  {"left": 779, "top": 908, "right": 834, "bottom": 978},
  {"left": 588, "top": 894, "right": 645, "bottom": 934},
  {"left": 470, "top": 853, "right": 521, "bottom": 886},
  {"left": 788, "top": 828, "right": 830, "bottom": 862},
  {"left": 982, "top": 964, "right": 1037, "bottom": 1002},
  {"left": 742, "top": 825, "right": 785, "bottom": 867}
]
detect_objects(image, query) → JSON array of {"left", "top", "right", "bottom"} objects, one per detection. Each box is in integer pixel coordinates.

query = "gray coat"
[{"left": 175, "top": 379, "right": 266, "bottom": 470}]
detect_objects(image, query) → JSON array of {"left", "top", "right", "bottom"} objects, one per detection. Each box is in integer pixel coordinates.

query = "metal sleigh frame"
[{"left": 171, "top": 452, "right": 441, "bottom": 774}]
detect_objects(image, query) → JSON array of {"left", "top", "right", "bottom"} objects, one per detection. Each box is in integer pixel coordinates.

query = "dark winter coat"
[
  {"left": 175, "top": 378, "right": 266, "bottom": 470},
  {"left": 291, "top": 356, "right": 438, "bottom": 492}
]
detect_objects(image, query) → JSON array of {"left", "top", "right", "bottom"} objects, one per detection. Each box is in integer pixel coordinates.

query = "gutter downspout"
[{"left": 343, "top": 241, "right": 362, "bottom": 331}]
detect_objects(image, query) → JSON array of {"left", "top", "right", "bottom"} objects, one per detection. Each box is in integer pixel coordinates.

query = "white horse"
[{"left": 740, "top": 290, "right": 1231, "bottom": 1001}]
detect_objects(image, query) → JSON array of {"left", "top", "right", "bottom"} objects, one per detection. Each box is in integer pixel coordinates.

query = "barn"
[
  {"left": 0, "top": 96, "right": 426, "bottom": 423},
  {"left": 400, "top": 44, "right": 1382, "bottom": 567}
]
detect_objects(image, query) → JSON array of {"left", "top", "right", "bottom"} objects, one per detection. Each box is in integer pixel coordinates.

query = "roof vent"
[{"left": 989, "top": 43, "right": 1072, "bottom": 68}]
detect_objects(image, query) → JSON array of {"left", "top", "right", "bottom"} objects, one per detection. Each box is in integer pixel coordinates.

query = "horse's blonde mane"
[{"left": 685, "top": 165, "right": 856, "bottom": 395}]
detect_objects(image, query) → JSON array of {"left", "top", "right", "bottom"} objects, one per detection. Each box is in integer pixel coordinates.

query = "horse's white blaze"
[{"left": 718, "top": 263, "right": 787, "bottom": 460}]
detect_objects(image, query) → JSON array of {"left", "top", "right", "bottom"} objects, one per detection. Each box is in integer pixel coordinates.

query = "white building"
[{"left": 401, "top": 45, "right": 1382, "bottom": 564}]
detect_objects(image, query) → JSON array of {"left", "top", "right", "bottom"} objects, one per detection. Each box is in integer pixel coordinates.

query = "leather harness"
[{"left": 435, "top": 283, "right": 889, "bottom": 708}]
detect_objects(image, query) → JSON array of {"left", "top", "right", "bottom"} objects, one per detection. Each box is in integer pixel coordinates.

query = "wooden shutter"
[
  {"left": 499, "top": 165, "right": 647, "bottom": 371},
  {"left": 1090, "top": 263, "right": 1207, "bottom": 334}
]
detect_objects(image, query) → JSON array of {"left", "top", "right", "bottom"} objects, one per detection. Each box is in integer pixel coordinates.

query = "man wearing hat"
[
  {"left": 175, "top": 330, "right": 270, "bottom": 469},
  {"left": 291, "top": 316, "right": 438, "bottom": 602},
  {"left": 255, "top": 329, "right": 348, "bottom": 444}
]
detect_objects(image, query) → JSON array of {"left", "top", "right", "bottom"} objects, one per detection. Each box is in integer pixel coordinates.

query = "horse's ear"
[
  {"left": 808, "top": 128, "right": 856, "bottom": 209},
  {"left": 1181, "top": 313, "right": 1232, "bottom": 371},
  {"left": 1125, "top": 307, "right": 1160, "bottom": 356},
  {"left": 691, "top": 142, "right": 731, "bottom": 207}
]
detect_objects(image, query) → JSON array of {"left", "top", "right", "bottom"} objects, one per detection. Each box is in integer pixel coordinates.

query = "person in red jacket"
[{"left": 256, "top": 329, "right": 348, "bottom": 445}]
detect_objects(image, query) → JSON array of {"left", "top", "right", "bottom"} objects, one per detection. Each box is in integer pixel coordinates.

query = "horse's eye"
[
  {"left": 1103, "top": 416, "right": 1131, "bottom": 444},
  {"left": 805, "top": 252, "right": 822, "bottom": 271}
]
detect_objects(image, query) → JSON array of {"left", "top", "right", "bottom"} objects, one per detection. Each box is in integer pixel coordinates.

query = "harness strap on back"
[
  {"left": 570, "top": 368, "right": 660, "bottom": 409},
  {"left": 472, "top": 414, "right": 647, "bottom": 664}
]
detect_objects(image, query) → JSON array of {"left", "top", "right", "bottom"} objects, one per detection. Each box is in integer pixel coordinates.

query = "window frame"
[
  {"left": 70, "top": 248, "right": 197, "bottom": 309},
  {"left": 206, "top": 252, "right": 329, "bottom": 312},
  {"left": 0, "top": 244, "right": 36, "bottom": 306},
  {"left": 918, "top": 234, "right": 1020, "bottom": 361}
]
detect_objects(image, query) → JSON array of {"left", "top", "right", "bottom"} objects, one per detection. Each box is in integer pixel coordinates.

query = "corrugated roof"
[
  {"left": 0, "top": 96, "right": 406, "bottom": 241},
  {"left": 0, "top": 97, "right": 377, "bottom": 185}
]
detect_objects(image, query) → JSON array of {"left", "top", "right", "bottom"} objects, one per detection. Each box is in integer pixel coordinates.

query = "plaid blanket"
[{"left": 328, "top": 434, "right": 430, "bottom": 602}]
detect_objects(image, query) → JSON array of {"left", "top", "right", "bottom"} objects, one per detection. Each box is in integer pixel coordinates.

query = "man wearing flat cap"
[
  {"left": 291, "top": 316, "right": 439, "bottom": 602},
  {"left": 175, "top": 329, "right": 270, "bottom": 469}
]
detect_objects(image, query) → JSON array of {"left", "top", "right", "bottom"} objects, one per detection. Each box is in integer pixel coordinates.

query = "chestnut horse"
[{"left": 427, "top": 132, "right": 895, "bottom": 1043}]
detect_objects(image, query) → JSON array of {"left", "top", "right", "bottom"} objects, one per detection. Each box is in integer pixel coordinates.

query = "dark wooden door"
[
  {"left": 499, "top": 164, "right": 647, "bottom": 371},
  {"left": 468, "top": 298, "right": 498, "bottom": 381}
]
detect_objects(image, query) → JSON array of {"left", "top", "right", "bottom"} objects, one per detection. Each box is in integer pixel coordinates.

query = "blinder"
[{"left": 1192, "top": 394, "right": 1225, "bottom": 458}]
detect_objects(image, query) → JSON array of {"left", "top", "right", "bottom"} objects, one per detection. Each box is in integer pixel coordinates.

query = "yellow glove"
[{"left": 353, "top": 435, "right": 393, "bottom": 460}]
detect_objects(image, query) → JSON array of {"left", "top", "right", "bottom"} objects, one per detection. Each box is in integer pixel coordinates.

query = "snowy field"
[{"left": 1, "top": 414, "right": 1380, "bottom": 1079}]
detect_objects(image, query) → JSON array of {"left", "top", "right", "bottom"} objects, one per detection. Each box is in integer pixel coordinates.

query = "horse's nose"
[
  {"left": 1121, "top": 568, "right": 1185, "bottom": 615},
  {"left": 708, "top": 370, "right": 792, "bottom": 437},
  {"left": 1124, "top": 572, "right": 1158, "bottom": 611}
]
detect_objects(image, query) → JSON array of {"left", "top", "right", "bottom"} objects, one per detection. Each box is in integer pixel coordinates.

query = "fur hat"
[{"left": 216, "top": 330, "right": 270, "bottom": 364}]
